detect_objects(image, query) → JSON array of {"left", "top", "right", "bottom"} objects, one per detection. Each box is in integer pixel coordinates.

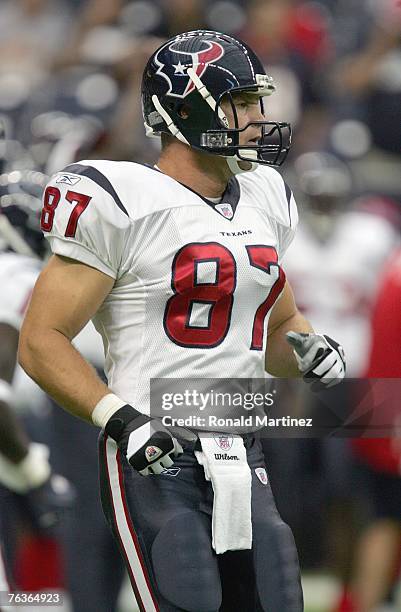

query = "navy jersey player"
[{"left": 19, "top": 31, "right": 345, "bottom": 611}]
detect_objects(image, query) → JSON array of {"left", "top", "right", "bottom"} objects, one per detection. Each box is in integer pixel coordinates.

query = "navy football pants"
[{"left": 99, "top": 433, "right": 304, "bottom": 612}]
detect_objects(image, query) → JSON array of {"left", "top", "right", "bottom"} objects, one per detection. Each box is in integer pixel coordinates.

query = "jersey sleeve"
[{"left": 42, "top": 164, "right": 131, "bottom": 279}]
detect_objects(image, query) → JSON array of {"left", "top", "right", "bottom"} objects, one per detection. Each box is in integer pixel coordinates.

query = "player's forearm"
[
  {"left": 18, "top": 327, "right": 109, "bottom": 423},
  {"left": 265, "top": 311, "right": 314, "bottom": 377},
  {"left": 0, "top": 399, "right": 30, "bottom": 463}
]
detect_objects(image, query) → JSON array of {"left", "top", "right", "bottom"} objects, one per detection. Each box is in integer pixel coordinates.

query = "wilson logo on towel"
[{"left": 214, "top": 453, "right": 239, "bottom": 461}]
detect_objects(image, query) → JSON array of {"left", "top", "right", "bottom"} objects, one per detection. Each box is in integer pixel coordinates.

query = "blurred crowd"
[
  {"left": 1, "top": 0, "right": 401, "bottom": 176},
  {"left": 1, "top": 1, "right": 401, "bottom": 611}
]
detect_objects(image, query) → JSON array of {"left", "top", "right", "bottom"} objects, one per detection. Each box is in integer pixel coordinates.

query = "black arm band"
[{"left": 104, "top": 405, "right": 149, "bottom": 443}]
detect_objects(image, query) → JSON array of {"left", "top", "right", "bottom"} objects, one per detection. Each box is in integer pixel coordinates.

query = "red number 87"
[
  {"left": 41, "top": 186, "right": 91, "bottom": 238},
  {"left": 164, "top": 242, "right": 285, "bottom": 351}
]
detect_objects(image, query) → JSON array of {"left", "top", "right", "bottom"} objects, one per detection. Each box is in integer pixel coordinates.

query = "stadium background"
[{"left": 0, "top": 0, "right": 401, "bottom": 611}]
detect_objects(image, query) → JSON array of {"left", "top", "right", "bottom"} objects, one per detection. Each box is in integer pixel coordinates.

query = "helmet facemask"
[{"left": 203, "top": 87, "right": 292, "bottom": 172}]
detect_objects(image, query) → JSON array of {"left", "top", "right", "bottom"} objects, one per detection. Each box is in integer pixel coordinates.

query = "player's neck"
[{"left": 156, "top": 141, "right": 232, "bottom": 199}]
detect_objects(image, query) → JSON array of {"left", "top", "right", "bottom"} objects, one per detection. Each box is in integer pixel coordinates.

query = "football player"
[
  {"left": 0, "top": 180, "right": 76, "bottom": 595},
  {"left": 19, "top": 31, "right": 346, "bottom": 611},
  {"left": 285, "top": 151, "right": 400, "bottom": 376},
  {"left": 0, "top": 169, "right": 125, "bottom": 610}
]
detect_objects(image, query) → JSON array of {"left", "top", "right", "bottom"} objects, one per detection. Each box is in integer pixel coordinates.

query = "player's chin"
[{"left": 238, "top": 160, "right": 253, "bottom": 171}]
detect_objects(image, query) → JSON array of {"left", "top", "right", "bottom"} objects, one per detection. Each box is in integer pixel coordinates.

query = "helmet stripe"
[
  {"left": 186, "top": 68, "right": 228, "bottom": 127},
  {"left": 151, "top": 95, "right": 189, "bottom": 145}
]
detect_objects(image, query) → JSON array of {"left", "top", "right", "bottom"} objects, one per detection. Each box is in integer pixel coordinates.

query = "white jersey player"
[
  {"left": 286, "top": 208, "right": 399, "bottom": 375},
  {"left": 19, "top": 30, "right": 346, "bottom": 611},
  {"left": 0, "top": 250, "right": 104, "bottom": 411},
  {"left": 0, "top": 183, "right": 51, "bottom": 592},
  {"left": 0, "top": 250, "right": 75, "bottom": 597},
  {"left": 285, "top": 153, "right": 399, "bottom": 375},
  {"left": 42, "top": 159, "right": 298, "bottom": 414}
]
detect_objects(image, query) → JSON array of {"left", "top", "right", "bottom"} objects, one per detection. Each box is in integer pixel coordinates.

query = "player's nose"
[
  {"left": 247, "top": 122, "right": 264, "bottom": 143},
  {"left": 249, "top": 103, "right": 265, "bottom": 123},
  {"left": 247, "top": 109, "right": 265, "bottom": 139}
]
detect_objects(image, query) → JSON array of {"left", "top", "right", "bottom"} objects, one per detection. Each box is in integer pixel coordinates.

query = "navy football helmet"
[
  {"left": 0, "top": 118, "right": 48, "bottom": 258},
  {"left": 0, "top": 169, "right": 48, "bottom": 258},
  {"left": 141, "top": 30, "right": 291, "bottom": 173}
]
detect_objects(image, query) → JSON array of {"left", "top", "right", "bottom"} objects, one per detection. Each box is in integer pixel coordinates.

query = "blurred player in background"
[
  {"left": 19, "top": 30, "right": 346, "bottom": 611},
  {"left": 285, "top": 151, "right": 399, "bottom": 376},
  {"left": 0, "top": 129, "right": 125, "bottom": 610},
  {"left": 282, "top": 151, "right": 400, "bottom": 608},
  {"left": 0, "top": 165, "right": 75, "bottom": 595}
]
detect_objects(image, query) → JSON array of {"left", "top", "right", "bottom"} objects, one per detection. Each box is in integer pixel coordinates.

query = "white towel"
[{"left": 195, "top": 433, "right": 252, "bottom": 554}]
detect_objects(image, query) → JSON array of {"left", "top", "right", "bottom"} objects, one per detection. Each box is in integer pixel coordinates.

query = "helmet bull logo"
[{"left": 155, "top": 40, "right": 225, "bottom": 98}]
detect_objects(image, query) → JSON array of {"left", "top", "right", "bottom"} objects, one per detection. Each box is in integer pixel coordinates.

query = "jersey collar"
[{"left": 150, "top": 164, "right": 241, "bottom": 222}]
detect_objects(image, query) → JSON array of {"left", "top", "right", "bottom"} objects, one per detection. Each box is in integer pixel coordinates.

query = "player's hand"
[
  {"left": 105, "top": 405, "right": 183, "bottom": 476},
  {"left": 286, "top": 331, "right": 346, "bottom": 392},
  {"left": 0, "top": 442, "right": 76, "bottom": 531},
  {"left": 20, "top": 473, "right": 77, "bottom": 533}
]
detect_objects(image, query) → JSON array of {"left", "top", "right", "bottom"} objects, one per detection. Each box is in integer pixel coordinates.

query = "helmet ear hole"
[{"left": 178, "top": 104, "right": 191, "bottom": 120}]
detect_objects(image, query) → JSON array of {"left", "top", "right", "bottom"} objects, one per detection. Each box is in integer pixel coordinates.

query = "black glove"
[
  {"left": 17, "top": 473, "right": 76, "bottom": 534},
  {"left": 105, "top": 405, "right": 183, "bottom": 476},
  {"left": 286, "top": 331, "right": 346, "bottom": 392}
]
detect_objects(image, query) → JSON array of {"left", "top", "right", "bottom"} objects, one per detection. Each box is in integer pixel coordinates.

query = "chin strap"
[{"left": 225, "top": 150, "right": 259, "bottom": 175}]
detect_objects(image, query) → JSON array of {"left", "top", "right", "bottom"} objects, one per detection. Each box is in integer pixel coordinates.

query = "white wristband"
[{"left": 91, "top": 393, "right": 127, "bottom": 429}]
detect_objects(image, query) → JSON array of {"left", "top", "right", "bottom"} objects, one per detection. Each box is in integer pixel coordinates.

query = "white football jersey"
[
  {"left": 43, "top": 160, "right": 298, "bottom": 414},
  {"left": 0, "top": 251, "right": 104, "bottom": 364},
  {"left": 0, "top": 252, "right": 41, "bottom": 331},
  {"left": 0, "top": 252, "right": 47, "bottom": 413}
]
